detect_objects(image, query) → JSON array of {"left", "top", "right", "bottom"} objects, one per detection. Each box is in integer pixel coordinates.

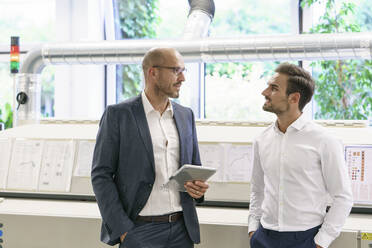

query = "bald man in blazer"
[{"left": 92, "top": 47, "right": 209, "bottom": 248}]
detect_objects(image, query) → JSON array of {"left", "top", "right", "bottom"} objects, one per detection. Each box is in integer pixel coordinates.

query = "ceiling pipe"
[
  {"left": 17, "top": 31, "right": 371, "bottom": 126},
  {"left": 18, "top": 32, "right": 371, "bottom": 74},
  {"left": 20, "top": 45, "right": 44, "bottom": 74},
  {"left": 183, "top": 0, "right": 215, "bottom": 39}
]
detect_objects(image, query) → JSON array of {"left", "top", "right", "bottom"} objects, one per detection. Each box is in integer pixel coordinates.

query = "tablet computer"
[{"left": 167, "top": 164, "right": 216, "bottom": 191}]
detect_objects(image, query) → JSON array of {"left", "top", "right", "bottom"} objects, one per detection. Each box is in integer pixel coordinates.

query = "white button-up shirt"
[
  {"left": 139, "top": 91, "right": 182, "bottom": 216},
  {"left": 248, "top": 114, "right": 353, "bottom": 248}
]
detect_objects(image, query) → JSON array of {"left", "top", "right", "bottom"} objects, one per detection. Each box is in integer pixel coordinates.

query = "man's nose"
[
  {"left": 178, "top": 72, "right": 185, "bottom": 82},
  {"left": 262, "top": 88, "right": 268, "bottom": 96}
]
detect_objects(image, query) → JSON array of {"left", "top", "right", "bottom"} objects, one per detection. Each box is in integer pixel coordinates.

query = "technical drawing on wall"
[
  {"left": 38, "top": 140, "right": 75, "bottom": 192},
  {"left": 7, "top": 139, "right": 44, "bottom": 190},
  {"left": 199, "top": 143, "right": 253, "bottom": 183},
  {"left": 199, "top": 144, "right": 224, "bottom": 182},
  {"left": 74, "top": 140, "right": 96, "bottom": 177},
  {"left": 0, "top": 138, "right": 12, "bottom": 189},
  {"left": 225, "top": 144, "right": 253, "bottom": 182}
]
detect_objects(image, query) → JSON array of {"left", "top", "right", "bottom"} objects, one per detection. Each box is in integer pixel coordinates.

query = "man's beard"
[
  {"left": 262, "top": 100, "right": 289, "bottom": 115},
  {"left": 156, "top": 81, "right": 181, "bottom": 99}
]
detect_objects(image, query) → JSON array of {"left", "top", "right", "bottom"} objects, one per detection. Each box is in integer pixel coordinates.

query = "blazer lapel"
[
  {"left": 131, "top": 96, "right": 155, "bottom": 171},
  {"left": 172, "top": 102, "right": 185, "bottom": 168}
]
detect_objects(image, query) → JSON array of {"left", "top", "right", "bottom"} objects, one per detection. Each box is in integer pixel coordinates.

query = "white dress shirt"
[
  {"left": 139, "top": 91, "right": 182, "bottom": 216},
  {"left": 248, "top": 114, "right": 353, "bottom": 248}
]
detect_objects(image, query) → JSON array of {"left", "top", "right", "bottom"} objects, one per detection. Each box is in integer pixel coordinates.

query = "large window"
[
  {"left": 305, "top": 0, "right": 372, "bottom": 121},
  {"left": 0, "top": 0, "right": 56, "bottom": 43},
  {"left": 205, "top": 62, "right": 280, "bottom": 122},
  {"left": 0, "top": 0, "right": 370, "bottom": 128},
  {"left": 114, "top": 0, "right": 295, "bottom": 121},
  {"left": 0, "top": 0, "right": 56, "bottom": 126},
  {"left": 205, "top": 0, "right": 293, "bottom": 121}
]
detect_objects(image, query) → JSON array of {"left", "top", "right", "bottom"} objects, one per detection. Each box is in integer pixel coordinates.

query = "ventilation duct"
[
  {"left": 20, "top": 32, "right": 371, "bottom": 74},
  {"left": 183, "top": 0, "right": 215, "bottom": 39},
  {"left": 17, "top": 29, "right": 372, "bottom": 126}
]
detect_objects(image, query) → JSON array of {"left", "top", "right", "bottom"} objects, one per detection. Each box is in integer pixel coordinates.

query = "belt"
[
  {"left": 136, "top": 212, "right": 183, "bottom": 223},
  {"left": 260, "top": 224, "right": 321, "bottom": 239}
]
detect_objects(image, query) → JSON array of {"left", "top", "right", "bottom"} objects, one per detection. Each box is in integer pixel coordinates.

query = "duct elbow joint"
[
  {"left": 184, "top": 0, "right": 215, "bottom": 39},
  {"left": 188, "top": 0, "right": 215, "bottom": 19}
]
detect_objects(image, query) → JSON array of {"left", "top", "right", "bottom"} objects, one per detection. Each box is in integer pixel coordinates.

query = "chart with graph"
[
  {"left": 199, "top": 143, "right": 253, "bottom": 183},
  {"left": 345, "top": 145, "right": 372, "bottom": 204},
  {"left": 7, "top": 139, "right": 44, "bottom": 190}
]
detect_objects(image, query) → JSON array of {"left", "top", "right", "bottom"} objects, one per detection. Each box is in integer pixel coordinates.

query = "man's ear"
[
  {"left": 289, "top": 92, "right": 300, "bottom": 104},
  {"left": 145, "top": 67, "right": 154, "bottom": 80},
  {"left": 148, "top": 67, "right": 157, "bottom": 78}
]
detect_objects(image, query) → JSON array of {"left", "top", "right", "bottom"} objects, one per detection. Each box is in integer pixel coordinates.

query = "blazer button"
[{"left": 148, "top": 183, "right": 153, "bottom": 188}]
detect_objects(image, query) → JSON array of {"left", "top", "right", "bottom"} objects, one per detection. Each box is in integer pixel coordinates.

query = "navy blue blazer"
[{"left": 91, "top": 95, "right": 202, "bottom": 246}]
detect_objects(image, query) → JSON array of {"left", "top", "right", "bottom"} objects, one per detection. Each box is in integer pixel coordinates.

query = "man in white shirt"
[
  {"left": 92, "top": 47, "right": 209, "bottom": 248},
  {"left": 248, "top": 63, "right": 353, "bottom": 248}
]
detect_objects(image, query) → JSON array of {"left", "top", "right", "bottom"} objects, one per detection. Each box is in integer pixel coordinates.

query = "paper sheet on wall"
[
  {"left": 199, "top": 144, "right": 225, "bottom": 182},
  {"left": 0, "top": 138, "right": 12, "bottom": 189},
  {"left": 346, "top": 145, "right": 372, "bottom": 205},
  {"left": 74, "top": 140, "right": 96, "bottom": 177},
  {"left": 7, "top": 139, "right": 44, "bottom": 190},
  {"left": 38, "top": 140, "right": 75, "bottom": 192},
  {"left": 199, "top": 143, "right": 253, "bottom": 183},
  {"left": 224, "top": 144, "right": 253, "bottom": 182}
]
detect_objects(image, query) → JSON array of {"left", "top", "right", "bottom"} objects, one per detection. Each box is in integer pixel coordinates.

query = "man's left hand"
[{"left": 184, "top": 180, "right": 209, "bottom": 199}]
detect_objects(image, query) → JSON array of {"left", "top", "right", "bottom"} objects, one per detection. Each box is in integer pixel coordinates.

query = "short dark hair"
[{"left": 275, "top": 63, "right": 315, "bottom": 111}]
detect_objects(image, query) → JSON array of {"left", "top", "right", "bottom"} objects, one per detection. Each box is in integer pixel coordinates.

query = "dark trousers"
[
  {"left": 250, "top": 224, "right": 320, "bottom": 248},
  {"left": 119, "top": 217, "right": 193, "bottom": 248}
]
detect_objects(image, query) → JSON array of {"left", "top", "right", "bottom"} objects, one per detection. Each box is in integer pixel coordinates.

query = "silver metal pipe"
[
  {"left": 182, "top": 10, "right": 213, "bottom": 39},
  {"left": 16, "top": 73, "right": 41, "bottom": 126},
  {"left": 20, "top": 45, "right": 44, "bottom": 74},
  {"left": 20, "top": 33, "right": 372, "bottom": 74},
  {"left": 32, "top": 33, "right": 371, "bottom": 69},
  {"left": 17, "top": 32, "right": 372, "bottom": 126},
  {"left": 183, "top": 0, "right": 215, "bottom": 39},
  {"left": 187, "top": 0, "right": 215, "bottom": 18}
]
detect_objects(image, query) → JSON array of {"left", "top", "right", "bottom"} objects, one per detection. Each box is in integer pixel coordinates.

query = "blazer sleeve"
[
  {"left": 191, "top": 109, "right": 201, "bottom": 166},
  {"left": 190, "top": 109, "right": 205, "bottom": 204},
  {"left": 91, "top": 106, "right": 134, "bottom": 243}
]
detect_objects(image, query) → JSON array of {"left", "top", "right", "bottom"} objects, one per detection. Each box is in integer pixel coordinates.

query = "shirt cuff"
[
  {"left": 248, "top": 218, "right": 260, "bottom": 234},
  {"left": 314, "top": 230, "right": 335, "bottom": 248}
]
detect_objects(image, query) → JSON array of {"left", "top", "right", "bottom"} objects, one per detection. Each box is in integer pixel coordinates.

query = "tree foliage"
[
  {"left": 302, "top": 0, "right": 372, "bottom": 120},
  {"left": 357, "top": 0, "right": 372, "bottom": 31},
  {"left": 0, "top": 103, "right": 13, "bottom": 129},
  {"left": 117, "top": 0, "right": 160, "bottom": 101},
  {"left": 206, "top": 62, "right": 254, "bottom": 80}
]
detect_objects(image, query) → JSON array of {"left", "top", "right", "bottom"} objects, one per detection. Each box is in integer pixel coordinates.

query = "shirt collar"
[
  {"left": 141, "top": 91, "right": 174, "bottom": 116},
  {"left": 290, "top": 113, "right": 309, "bottom": 131},
  {"left": 273, "top": 113, "right": 309, "bottom": 133}
]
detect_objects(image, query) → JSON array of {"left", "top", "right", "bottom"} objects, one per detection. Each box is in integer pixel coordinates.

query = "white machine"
[{"left": 0, "top": 120, "right": 372, "bottom": 248}]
